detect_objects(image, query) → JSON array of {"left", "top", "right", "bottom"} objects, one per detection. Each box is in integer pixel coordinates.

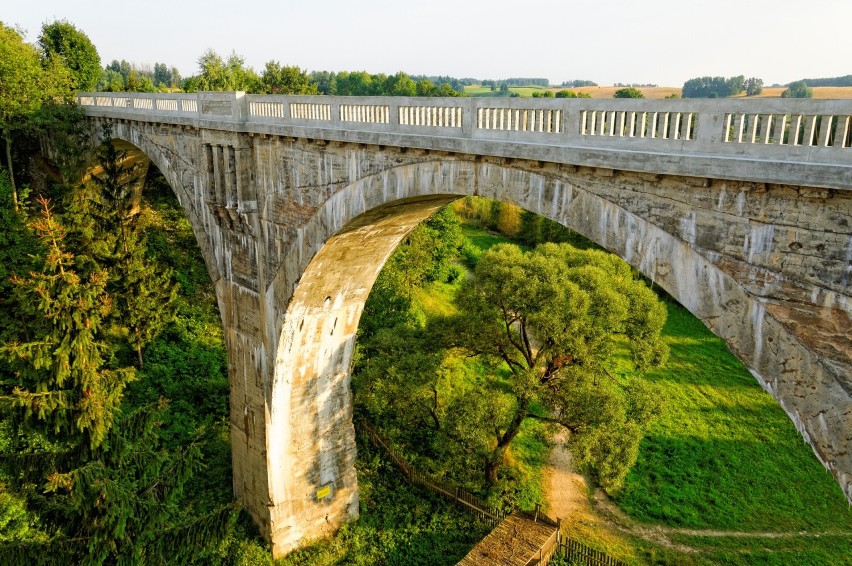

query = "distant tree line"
[
  {"left": 176, "top": 50, "right": 462, "bottom": 96},
  {"left": 561, "top": 80, "right": 597, "bottom": 87},
  {"left": 681, "top": 75, "right": 763, "bottom": 98},
  {"left": 410, "top": 75, "right": 467, "bottom": 93},
  {"left": 614, "top": 82, "right": 657, "bottom": 88},
  {"left": 97, "top": 59, "right": 182, "bottom": 92},
  {"left": 791, "top": 75, "right": 852, "bottom": 87},
  {"left": 307, "top": 70, "right": 462, "bottom": 97},
  {"left": 482, "top": 78, "right": 550, "bottom": 88}
]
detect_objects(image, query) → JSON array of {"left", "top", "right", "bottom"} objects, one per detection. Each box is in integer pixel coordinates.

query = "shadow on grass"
[
  {"left": 276, "top": 439, "right": 491, "bottom": 566},
  {"left": 617, "top": 435, "right": 852, "bottom": 533}
]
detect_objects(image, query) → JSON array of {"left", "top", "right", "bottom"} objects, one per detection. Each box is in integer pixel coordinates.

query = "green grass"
[
  {"left": 411, "top": 280, "right": 458, "bottom": 318},
  {"left": 463, "top": 85, "right": 553, "bottom": 98},
  {"left": 665, "top": 533, "right": 852, "bottom": 566},
  {"left": 460, "top": 225, "right": 521, "bottom": 251},
  {"left": 274, "top": 435, "right": 490, "bottom": 566},
  {"left": 508, "top": 416, "right": 553, "bottom": 511},
  {"left": 616, "top": 303, "right": 852, "bottom": 533}
]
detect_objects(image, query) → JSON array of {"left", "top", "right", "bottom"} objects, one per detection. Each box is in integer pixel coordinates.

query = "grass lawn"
[
  {"left": 275, "top": 434, "right": 490, "bottom": 566},
  {"left": 615, "top": 303, "right": 852, "bottom": 534},
  {"left": 461, "top": 224, "right": 528, "bottom": 251}
]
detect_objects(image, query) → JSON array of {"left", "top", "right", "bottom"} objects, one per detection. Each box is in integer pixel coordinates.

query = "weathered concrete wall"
[{"left": 80, "top": 118, "right": 851, "bottom": 558}]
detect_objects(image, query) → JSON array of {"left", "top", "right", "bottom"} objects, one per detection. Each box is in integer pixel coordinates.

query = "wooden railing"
[
  {"left": 556, "top": 538, "right": 628, "bottom": 566},
  {"left": 356, "top": 417, "right": 626, "bottom": 566},
  {"left": 356, "top": 416, "right": 508, "bottom": 528}
]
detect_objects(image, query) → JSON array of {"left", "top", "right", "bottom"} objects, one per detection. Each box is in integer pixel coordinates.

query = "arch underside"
[{"left": 266, "top": 154, "right": 850, "bottom": 554}]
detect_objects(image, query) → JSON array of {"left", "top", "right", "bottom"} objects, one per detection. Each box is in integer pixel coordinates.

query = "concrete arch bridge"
[{"left": 73, "top": 91, "right": 851, "bottom": 556}]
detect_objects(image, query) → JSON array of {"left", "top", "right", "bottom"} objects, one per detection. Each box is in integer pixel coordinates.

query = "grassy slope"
[
  {"left": 606, "top": 303, "right": 852, "bottom": 565},
  {"left": 456, "top": 224, "right": 852, "bottom": 564},
  {"left": 617, "top": 304, "right": 852, "bottom": 533}
]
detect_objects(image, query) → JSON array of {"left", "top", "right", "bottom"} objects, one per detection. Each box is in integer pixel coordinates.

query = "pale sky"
[{"left": 5, "top": 0, "right": 850, "bottom": 87}]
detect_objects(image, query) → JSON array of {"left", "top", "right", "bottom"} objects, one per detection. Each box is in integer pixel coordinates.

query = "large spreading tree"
[{"left": 445, "top": 243, "right": 668, "bottom": 489}]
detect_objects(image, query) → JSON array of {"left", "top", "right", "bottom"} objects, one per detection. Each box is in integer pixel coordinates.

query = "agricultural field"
[
  {"left": 741, "top": 86, "right": 852, "bottom": 98},
  {"left": 464, "top": 84, "right": 852, "bottom": 99}
]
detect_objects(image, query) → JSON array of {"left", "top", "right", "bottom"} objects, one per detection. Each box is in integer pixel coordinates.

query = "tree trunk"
[
  {"left": 4, "top": 135, "right": 18, "bottom": 212},
  {"left": 484, "top": 399, "right": 529, "bottom": 484},
  {"left": 134, "top": 326, "right": 144, "bottom": 368}
]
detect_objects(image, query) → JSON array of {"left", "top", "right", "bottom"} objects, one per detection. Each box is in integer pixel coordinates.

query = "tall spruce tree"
[
  {"left": 67, "top": 126, "right": 177, "bottom": 367},
  {"left": 0, "top": 194, "right": 230, "bottom": 565}
]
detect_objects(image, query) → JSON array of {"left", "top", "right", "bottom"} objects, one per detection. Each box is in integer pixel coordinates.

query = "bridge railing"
[
  {"left": 76, "top": 92, "right": 852, "bottom": 189},
  {"left": 78, "top": 92, "right": 852, "bottom": 154}
]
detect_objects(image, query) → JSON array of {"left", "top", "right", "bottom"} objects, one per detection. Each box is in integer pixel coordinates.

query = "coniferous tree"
[
  {"left": 0, "top": 196, "right": 132, "bottom": 449},
  {"left": 67, "top": 126, "right": 177, "bottom": 367},
  {"left": 0, "top": 198, "right": 230, "bottom": 565}
]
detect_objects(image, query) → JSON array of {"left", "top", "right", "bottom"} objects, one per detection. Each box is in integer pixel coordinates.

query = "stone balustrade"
[{"left": 78, "top": 91, "right": 852, "bottom": 190}]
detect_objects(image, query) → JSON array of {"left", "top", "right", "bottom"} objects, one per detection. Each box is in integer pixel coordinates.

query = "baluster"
[
  {"left": 735, "top": 113, "right": 746, "bottom": 142},
  {"left": 747, "top": 114, "right": 758, "bottom": 143},
  {"left": 821, "top": 115, "right": 835, "bottom": 146},
  {"left": 833, "top": 115, "right": 850, "bottom": 147},
  {"left": 803, "top": 115, "right": 818, "bottom": 146},
  {"left": 788, "top": 115, "right": 803, "bottom": 145}
]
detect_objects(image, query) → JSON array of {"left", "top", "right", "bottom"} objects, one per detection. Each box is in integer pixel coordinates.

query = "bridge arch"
[
  {"left": 263, "top": 155, "right": 850, "bottom": 555},
  {"left": 66, "top": 93, "right": 852, "bottom": 556}
]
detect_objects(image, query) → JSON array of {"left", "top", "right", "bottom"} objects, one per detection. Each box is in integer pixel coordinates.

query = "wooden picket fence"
[
  {"left": 356, "top": 417, "right": 626, "bottom": 566},
  {"left": 356, "top": 416, "right": 509, "bottom": 528},
  {"left": 556, "top": 538, "right": 628, "bottom": 566}
]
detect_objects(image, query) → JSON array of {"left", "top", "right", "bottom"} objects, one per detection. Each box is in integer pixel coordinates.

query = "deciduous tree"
[
  {"left": 38, "top": 20, "right": 101, "bottom": 92},
  {"left": 260, "top": 60, "right": 317, "bottom": 94},
  {"left": 0, "top": 22, "right": 71, "bottom": 210},
  {"left": 447, "top": 243, "right": 667, "bottom": 489},
  {"left": 614, "top": 87, "right": 644, "bottom": 98},
  {"left": 781, "top": 80, "right": 813, "bottom": 98}
]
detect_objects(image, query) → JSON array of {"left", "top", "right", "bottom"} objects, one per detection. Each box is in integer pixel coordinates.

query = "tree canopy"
[
  {"left": 357, "top": 233, "right": 669, "bottom": 494},
  {"left": 613, "top": 87, "right": 645, "bottom": 99},
  {"left": 446, "top": 243, "right": 668, "bottom": 487},
  {"left": 781, "top": 80, "right": 813, "bottom": 99},
  {"left": 259, "top": 61, "right": 317, "bottom": 95},
  {"left": 38, "top": 20, "right": 101, "bottom": 92},
  {"left": 0, "top": 22, "right": 72, "bottom": 210},
  {"left": 681, "top": 75, "right": 750, "bottom": 98}
]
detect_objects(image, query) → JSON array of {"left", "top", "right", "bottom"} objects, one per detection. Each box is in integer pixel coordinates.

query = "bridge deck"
[
  {"left": 458, "top": 512, "right": 559, "bottom": 566},
  {"left": 77, "top": 92, "right": 852, "bottom": 191}
]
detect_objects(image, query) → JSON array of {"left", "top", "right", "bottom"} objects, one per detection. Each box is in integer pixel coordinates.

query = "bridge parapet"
[{"left": 78, "top": 91, "right": 852, "bottom": 189}]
